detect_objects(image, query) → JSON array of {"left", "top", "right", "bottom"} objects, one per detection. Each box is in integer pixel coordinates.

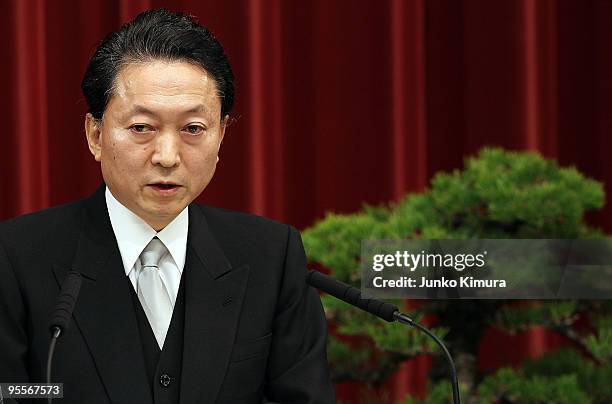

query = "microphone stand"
[
  {"left": 46, "top": 327, "right": 61, "bottom": 404},
  {"left": 393, "top": 312, "right": 460, "bottom": 404}
]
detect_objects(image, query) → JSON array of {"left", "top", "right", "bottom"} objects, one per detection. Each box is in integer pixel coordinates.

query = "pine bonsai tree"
[{"left": 302, "top": 148, "right": 612, "bottom": 403}]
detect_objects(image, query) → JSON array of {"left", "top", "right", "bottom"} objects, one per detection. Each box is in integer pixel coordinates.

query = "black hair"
[{"left": 81, "top": 9, "right": 234, "bottom": 121}]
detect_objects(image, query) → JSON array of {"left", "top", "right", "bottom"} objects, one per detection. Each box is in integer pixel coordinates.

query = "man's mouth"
[
  {"left": 153, "top": 183, "right": 178, "bottom": 188},
  {"left": 148, "top": 183, "right": 181, "bottom": 193}
]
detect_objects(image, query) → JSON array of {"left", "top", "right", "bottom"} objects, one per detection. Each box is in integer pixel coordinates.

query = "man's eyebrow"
[
  {"left": 128, "top": 104, "right": 207, "bottom": 115},
  {"left": 129, "top": 105, "right": 157, "bottom": 116},
  {"left": 185, "top": 105, "right": 205, "bottom": 113}
]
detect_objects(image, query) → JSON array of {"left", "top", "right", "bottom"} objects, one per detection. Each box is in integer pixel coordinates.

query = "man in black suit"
[{"left": 0, "top": 9, "right": 335, "bottom": 404}]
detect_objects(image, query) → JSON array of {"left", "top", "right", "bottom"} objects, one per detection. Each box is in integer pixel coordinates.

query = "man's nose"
[{"left": 151, "top": 132, "right": 181, "bottom": 168}]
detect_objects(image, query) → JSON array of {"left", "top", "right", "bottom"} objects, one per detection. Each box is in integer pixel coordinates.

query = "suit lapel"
[
  {"left": 53, "top": 186, "right": 152, "bottom": 403},
  {"left": 180, "top": 205, "right": 251, "bottom": 404}
]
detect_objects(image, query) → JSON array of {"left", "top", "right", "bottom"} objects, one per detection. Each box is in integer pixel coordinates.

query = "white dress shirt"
[{"left": 105, "top": 187, "right": 188, "bottom": 307}]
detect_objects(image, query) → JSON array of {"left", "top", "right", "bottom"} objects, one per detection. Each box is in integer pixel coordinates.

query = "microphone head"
[{"left": 49, "top": 271, "right": 82, "bottom": 337}]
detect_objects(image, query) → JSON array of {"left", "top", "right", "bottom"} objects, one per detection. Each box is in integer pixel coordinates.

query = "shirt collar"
[{"left": 105, "top": 187, "right": 188, "bottom": 277}]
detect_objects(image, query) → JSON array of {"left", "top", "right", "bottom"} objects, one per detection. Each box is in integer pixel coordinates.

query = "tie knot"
[{"left": 140, "top": 237, "right": 167, "bottom": 269}]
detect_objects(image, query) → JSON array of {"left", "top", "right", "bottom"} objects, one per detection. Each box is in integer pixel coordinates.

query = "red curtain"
[{"left": 2, "top": 0, "right": 611, "bottom": 400}]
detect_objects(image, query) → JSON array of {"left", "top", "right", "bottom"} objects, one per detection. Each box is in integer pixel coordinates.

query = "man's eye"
[
  {"left": 129, "top": 124, "right": 153, "bottom": 133},
  {"left": 183, "top": 124, "right": 205, "bottom": 135}
]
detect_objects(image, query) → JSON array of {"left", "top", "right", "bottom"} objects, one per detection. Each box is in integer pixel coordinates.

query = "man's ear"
[{"left": 84, "top": 113, "right": 102, "bottom": 162}]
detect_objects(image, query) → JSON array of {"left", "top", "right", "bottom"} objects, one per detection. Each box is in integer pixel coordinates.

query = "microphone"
[
  {"left": 306, "top": 269, "right": 399, "bottom": 322},
  {"left": 49, "top": 271, "right": 82, "bottom": 338},
  {"left": 47, "top": 271, "right": 82, "bottom": 403},
  {"left": 306, "top": 270, "right": 461, "bottom": 404}
]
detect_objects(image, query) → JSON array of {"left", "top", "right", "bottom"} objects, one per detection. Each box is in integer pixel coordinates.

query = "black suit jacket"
[{"left": 0, "top": 186, "right": 335, "bottom": 403}]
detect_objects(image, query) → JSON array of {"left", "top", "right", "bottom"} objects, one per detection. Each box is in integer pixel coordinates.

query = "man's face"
[{"left": 85, "top": 60, "right": 226, "bottom": 230}]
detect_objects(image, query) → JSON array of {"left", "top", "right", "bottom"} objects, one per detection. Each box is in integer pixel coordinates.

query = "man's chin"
[
  {"left": 149, "top": 205, "right": 185, "bottom": 219},
  {"left": 138, "top": 208, "right": 183, "bottom": 231},
  {"left": 138, "top": 199, "right": 186, "bottom": 223}
]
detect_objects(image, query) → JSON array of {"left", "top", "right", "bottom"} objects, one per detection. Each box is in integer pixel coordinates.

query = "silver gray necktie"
[{"left": 137, "top": 237, "right": 173, "bottom": 349}]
